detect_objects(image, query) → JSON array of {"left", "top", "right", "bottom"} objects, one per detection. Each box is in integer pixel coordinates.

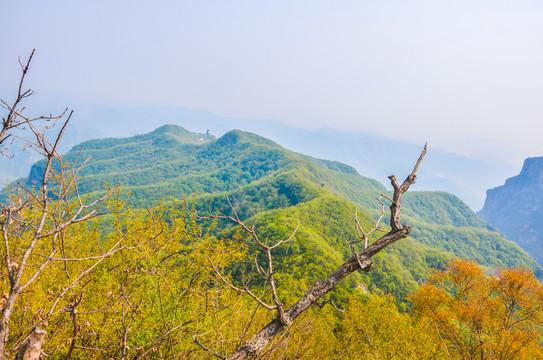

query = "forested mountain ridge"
[
  {"left": 23, "top": 124, "right": 384, "bottom": 206},
  {"left": 9, "top": 125, "right": 540, "bottom": 304},
  {"left": 479, "top": 157, "right": 543, "bottom": 266}
]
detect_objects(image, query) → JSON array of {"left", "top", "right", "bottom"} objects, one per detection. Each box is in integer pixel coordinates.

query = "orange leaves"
[
  {"left": 412, "top": 258, "right": 543, "bottom": 359},
  {"left": 494, "top": 267, "right": 543, "bottom": 323}
]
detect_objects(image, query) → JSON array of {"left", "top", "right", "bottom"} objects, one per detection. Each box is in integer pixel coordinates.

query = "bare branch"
[
  {"left": 132, "top": 317, "right": 199, "bottom": 360},
  {"left": 207, "top": 256, "right": 275, "bottom": 310},
  {"left": 354, "top": 195, "right": 387, "bottom": 250},
  {"left": 268, "top": 221, "right": 299, "bottom": 250},
  {"left": 313, "top": 299, "right": 345, "bottom": 313},
  {"left": 0, "top": 50, "right": 35, "bottom": 148},
  {"left": 62, "top": 293, "right": 84, "bottom": 360},
  {"left": 389, "top": 143, "right": 427, "bottom": 231},
  {"left": 193, "top": 332, "right": 227, "bottom": 360},
  {"left": 254, "top": 254, "right": 268, "bottom": 280}
]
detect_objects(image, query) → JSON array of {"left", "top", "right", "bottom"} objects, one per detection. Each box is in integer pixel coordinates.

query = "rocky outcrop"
[{"left": 479, "top": 157, "right": 543, "bottom": 265}]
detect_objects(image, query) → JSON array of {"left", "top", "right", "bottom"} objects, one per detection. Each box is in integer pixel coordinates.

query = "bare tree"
[
  {"left": 0, "top": 50, "right": 69, "bottom": 156},
  {"left": 194, "top": 145, "right": 427, "bottom": 359},
  {"left": 0, "top": 51, "right": 117, "bottom": 359}
]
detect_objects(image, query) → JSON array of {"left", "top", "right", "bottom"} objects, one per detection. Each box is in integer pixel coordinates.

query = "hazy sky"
[{"left": 1, "top": 1, "right": 542, "bottom": 158}]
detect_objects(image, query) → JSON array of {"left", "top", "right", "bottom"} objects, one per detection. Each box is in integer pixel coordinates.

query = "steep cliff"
[{"left": 479, "top": 157, "right": 543, "bottom": 265}]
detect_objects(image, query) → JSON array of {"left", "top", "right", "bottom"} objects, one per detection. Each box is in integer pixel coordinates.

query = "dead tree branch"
[
  {"left": 193, "top": 332, "right": 227, "bottom": 360},
  {"left": 313, "top": 299, "right": 345, "bottom": 313}
]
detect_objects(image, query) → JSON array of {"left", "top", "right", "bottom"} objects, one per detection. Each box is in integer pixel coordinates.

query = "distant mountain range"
[
  {"left": 479, "top": 157, "right": 543, "bottom": 266},
  {"left": 9, "top": 124, "right": 539, "bottom": 304},
  {"left": 0, "top": 104, "right": 522, "bottom": 210}
]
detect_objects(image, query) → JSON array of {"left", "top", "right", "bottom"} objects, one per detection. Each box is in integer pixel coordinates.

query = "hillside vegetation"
[
  {"left": 11, "top": 125, "right": 539, "bottom": 305},
  {"left": 3, "top": 123, "right": 543, "bottom": 359}
]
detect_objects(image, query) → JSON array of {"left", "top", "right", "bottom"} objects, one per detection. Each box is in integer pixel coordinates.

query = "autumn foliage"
[{"left": 411, "top": 258, "right": 543, "bottom": 360}]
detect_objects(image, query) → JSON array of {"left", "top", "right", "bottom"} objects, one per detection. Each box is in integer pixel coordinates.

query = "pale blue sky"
[{"left": 1, "top": 1, "right": 543, "bottom": 159}]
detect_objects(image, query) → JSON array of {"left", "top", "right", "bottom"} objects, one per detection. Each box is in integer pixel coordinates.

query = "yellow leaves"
[
  {"left": 0, "top": 194, "right": 249, "bottom": 357},
  {"left": 329, "top": 294, "right": 443, "bottom": 360}
]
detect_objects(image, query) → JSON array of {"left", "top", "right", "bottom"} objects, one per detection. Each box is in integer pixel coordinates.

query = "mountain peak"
[
  {"left": 151, "top": 124, "right": 191, "bottom": 135},
  {"left": 214, "top": 129, "right": 282, "bottom": 149},
  {"left": 149, "top": 124, "right": 214, "bottom": 144},
  {"left": 517, "top": 157, "right": 543, "bottom": 184}
]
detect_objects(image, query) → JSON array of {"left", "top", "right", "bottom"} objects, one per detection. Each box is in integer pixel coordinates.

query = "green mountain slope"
[
  {"left": 12, "top": 125, "right": 541, "bottom": 304},
  {"left": 205, "top": 191, "right": 452, "bottom": 308},
  {"left": 403, "top": 191, "right": 494, "bottom": 229},
  {"left": 26, "top": 125, "right": 382, "bottom": 205}
]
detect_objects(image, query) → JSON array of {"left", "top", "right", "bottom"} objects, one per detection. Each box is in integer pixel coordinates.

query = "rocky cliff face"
[{"left": 479, "top": 157, "right": 543, "bottom": 265}]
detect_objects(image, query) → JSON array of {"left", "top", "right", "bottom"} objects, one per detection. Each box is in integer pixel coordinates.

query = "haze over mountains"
[{"left": 0, "top": 103, "right": 524, "bottom": 210}]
